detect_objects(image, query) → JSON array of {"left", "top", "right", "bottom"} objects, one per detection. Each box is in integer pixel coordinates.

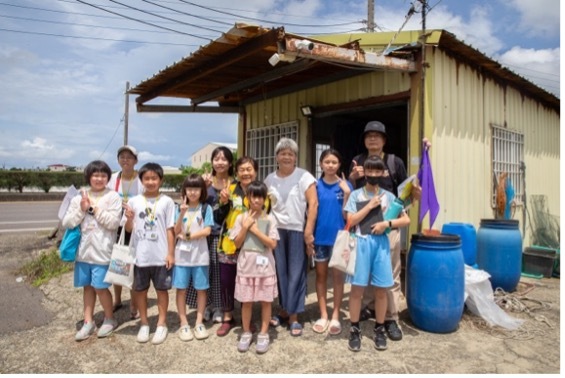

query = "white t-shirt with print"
[{"left": 127, "top": 194, "right": 175, "bottom": 267}]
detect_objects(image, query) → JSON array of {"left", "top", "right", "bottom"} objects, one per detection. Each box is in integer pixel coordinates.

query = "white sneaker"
[
  {"left": 137, "top": 325, "right": 150, "bottom": 343},
  {"left": 97, "top": 318, "right": 117, "bottom": 338},
  {"left": 194, "top": 323, "right": 209, "bottom": 340},
  {"left": 152, "top": 325, "right": 168, "bottom": 345},
  {"left": 75, "top": 321, "right": 96, "bottom": 341},
  {"left": 178, "top": 325, "right": 194, "bottom": 341},
  {"left": 212, "top": 308, "right": 223, "bottom": 324}
]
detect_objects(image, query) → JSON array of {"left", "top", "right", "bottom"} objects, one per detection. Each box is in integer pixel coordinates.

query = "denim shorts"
[
  {"left": 134, "top": 265, "right": 172, "bottom": 291},
  {"left": 172, "top": 265, "right": 209, "bottom": 290},
  {"left": 74, "top": 261, "right": 111, "bottom": 289},
  {"left": 314, "top": 245, "right": 333, "bottom": 262}
]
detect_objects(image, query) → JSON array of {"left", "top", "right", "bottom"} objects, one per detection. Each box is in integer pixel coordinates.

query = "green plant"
[{"left": 18, "top": 248, "right": 73, "bottom": 287}]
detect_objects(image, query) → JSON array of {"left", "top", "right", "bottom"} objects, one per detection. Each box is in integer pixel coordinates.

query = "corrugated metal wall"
[
  {"left": 428, "top": 47, "right": 560, "bottom": 245},
  {"left": 245, "top": 71, "right": 412, "bottom": 167}
]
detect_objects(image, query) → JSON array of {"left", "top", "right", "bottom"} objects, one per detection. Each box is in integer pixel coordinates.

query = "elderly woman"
[{"left": 264, "top": 138, "right": 318, "bottom": 337}]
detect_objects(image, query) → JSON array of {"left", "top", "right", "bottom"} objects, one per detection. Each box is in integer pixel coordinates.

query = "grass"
[{"left": 18, "top": 247, "right": 73, "bottom": 287}]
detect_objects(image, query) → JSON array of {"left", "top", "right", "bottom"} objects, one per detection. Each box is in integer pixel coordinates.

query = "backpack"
[{"left": 385, "top": 153, "right": 398, "bottom": 191}]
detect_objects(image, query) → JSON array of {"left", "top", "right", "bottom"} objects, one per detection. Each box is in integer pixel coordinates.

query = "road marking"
[
  {"left": 0, "top": 220, "right": 59, "bottom": 225},
  {"left": 0, "top": 228, "right": 55, "bottom": 234}
]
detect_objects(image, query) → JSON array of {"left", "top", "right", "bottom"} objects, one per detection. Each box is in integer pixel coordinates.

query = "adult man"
[{"left": 349, "top": 120, "right": 421, "bottom": 341}]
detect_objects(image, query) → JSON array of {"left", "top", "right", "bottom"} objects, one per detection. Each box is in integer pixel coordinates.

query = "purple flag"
[{"left": 417, "top": 145, "right": 440, "bottom": 227}]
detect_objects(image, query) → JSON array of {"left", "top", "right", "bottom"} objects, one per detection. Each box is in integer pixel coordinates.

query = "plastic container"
[
  {"left": 476, "top": 219, "right": 522, "bottom": 292},
  {"left": 522, "top": 246, "right": 557, "bottom": 278},
  {"left": 406, "top": 234, "right": 465, "bottom": 333},
  {"left": 441, "top": 222, "right": 477, "bottom": 266}
]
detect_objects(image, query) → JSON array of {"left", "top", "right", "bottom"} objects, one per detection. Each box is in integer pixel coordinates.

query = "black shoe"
[
  {"left": 373, "top": 325, "right": 387, "bottom": 351},
  {"left": 348, "top": 326, "right": 362, "bottom": 352},
  {"left": 359, "top": 306, "right": 376, "bottom": 321},
  {"left": 384, "top": 320, "right": 403, "bottom": 341}
]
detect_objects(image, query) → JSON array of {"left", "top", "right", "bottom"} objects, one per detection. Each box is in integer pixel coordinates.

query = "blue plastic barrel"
[
  {"left": 441, "top": 222, "right": 477, "bottom": 266},
  {"left": 406, "top": 234, "right": 464, "bottom": 333},
  {"left": 476, "top": 219, "right": 522, "bottom": 292}
]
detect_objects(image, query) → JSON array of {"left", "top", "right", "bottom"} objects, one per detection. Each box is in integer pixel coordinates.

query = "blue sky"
[{"left": 0, "top": 0, "right": 560, "bottom": 170}]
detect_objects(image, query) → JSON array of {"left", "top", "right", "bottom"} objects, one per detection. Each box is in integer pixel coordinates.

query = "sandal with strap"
[
  {"left": 289, "top": 322, "right": 303, "bottom": 337},
  {"left": 312, "top": 318, "right": 329, "bottom": 334}
]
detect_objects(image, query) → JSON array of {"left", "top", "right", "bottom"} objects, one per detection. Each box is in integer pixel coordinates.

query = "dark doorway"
[{"left": 311, "top": 102, "right": 409, "bottom": 177}]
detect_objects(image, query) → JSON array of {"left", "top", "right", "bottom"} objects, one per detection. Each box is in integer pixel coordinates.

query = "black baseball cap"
[{"left": 363, "top": 121, "right": 387, "bottom": 138}]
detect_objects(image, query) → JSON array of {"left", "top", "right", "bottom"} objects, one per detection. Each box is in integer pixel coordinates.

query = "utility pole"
[
  {"left": 417, "top": 0, "right": 427, "bottom": 233},
  {"left": 367, "top": 0, "right": 375, "bottom": 32},
  {"left": 124, "top": 81, "right": 130, "bottom": 145}
]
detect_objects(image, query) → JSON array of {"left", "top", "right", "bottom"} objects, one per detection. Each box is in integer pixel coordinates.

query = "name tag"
[
  {"left": 179, "top": 240, "right": 192, "bottom": 252},
  {"left": 256, "top": 255, "right": 269, "bottom": 267},
  {"left": 145, "top": 232, "right": 159, "bottom": 241}
]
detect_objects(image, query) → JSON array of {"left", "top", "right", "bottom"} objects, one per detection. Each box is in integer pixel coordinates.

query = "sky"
[{"left": 0, "top": 0, "right": 560, "bottom": 171}]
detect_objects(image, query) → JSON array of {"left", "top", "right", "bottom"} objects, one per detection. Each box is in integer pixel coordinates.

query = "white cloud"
[
  {"left": 21, "top": 137, "right": 54, "bottom": 150},
  {"left": 509, "top": 0, "right": 560, "bottom": 38},
  {"left": 138, "top": 151, "right": 172, "bottom": 162}
]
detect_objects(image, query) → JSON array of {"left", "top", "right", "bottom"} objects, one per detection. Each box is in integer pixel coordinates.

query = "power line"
[
  {"left": 107, "top": 0, "right": 225, "bottom": 34},
  {"left": 140, "top": 0, "right": 232, "bottom": 26},
  {"left": 99, "top": 115, "right": 125, "bottom": 160},
  {"left": 0, "top": 27, "right": 198, "bottom": 46},
  {"left": 74, "top": 0, "right": 212, "bottom": 40},
  {"left": 176, "top": 0, "right": 362, "bottom": 28}
]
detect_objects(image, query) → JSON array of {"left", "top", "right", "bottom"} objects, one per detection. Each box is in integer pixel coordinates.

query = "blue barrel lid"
[
  {"left": 411, "top": 233, "right": 461, "bottom": 244},
  {"left": 480, "top": 219, "right": 519, "bottom": 227}
]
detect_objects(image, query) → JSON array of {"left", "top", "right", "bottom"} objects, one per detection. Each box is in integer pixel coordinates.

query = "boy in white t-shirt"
[{"left": 124, "top": 163, "right": 175, "bottom": 345}]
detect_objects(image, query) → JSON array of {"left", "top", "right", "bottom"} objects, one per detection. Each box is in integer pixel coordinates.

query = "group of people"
[{"left": 62, "top": 120, "right": 422, "bottom": 354}]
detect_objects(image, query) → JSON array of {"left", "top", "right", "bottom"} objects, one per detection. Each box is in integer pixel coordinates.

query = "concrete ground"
[{"left": 0, "top": 231, "right": 560, "bottom": 374}]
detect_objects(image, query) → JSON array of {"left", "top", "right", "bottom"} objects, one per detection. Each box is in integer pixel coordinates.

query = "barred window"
[
  {"left": 315, "top": 143, "right": 330, "bottom": 178},
  {"left": 491, "top": 124, "right": 524, "bottom": 206},
  {"left": 246, "top": 121, "right": 299, "bottom": 180}
]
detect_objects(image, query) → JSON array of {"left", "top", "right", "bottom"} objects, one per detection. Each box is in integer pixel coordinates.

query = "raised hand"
[{"left": 80, "top": 189, "right": 90, "bottom": 212}]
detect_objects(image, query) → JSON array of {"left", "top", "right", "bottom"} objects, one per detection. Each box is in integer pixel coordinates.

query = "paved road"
[{"left": 0, "top": 201, "right": 60, "bottom": 233}]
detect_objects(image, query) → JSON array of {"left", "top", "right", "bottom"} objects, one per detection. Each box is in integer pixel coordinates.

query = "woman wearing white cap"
[{"left": 107, "top": 145, "right": 144, "bottom": 319}]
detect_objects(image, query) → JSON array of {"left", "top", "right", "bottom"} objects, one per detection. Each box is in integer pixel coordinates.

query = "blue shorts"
[
  {"left": 349, "top": 235, "right": 393, "bottom": 288},
  {"left": 74, "top": 261, "right": 111, "bottom": 289},
  {"left": 134, "top": 265, "right": 172, "bottom": 291},
  {"left": 314, "top": 245, "right": 333, "bottom": 262},
  {"left": 172, "top": 266, "right": 209, "bottom": 290}
]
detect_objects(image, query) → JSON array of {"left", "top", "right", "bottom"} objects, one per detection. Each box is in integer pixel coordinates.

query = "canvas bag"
[
  {"left": 329, "top": 221, "right": 357, "bottom": 275},
  {"left": 104, "top": 227, "right": 135, "bottom": 289},
  {"left": 59, "top": 226, "right": 81, "bottom": 262}
]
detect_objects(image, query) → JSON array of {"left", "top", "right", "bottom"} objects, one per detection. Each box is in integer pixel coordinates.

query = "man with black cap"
[{"left": 348, "top": 120, "right": 421, "bottom": 342}]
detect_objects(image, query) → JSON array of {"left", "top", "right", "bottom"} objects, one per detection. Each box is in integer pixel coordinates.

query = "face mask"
[
  {"left": 376, "top": 177, "right": 389, "bottom": 188},
  {"left": 365, "top": 176, "right": 379, "bottom": 186}
]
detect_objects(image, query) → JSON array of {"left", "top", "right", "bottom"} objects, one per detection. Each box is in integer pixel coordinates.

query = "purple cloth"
[{"left": 417, "top": 146, "right": 440, "bottom": 227}]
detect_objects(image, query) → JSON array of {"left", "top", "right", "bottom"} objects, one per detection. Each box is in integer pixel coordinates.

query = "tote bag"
[
  {"left": 59, "top": 226, "right": 81, "bottom": 262},
  {"left": 329, "top": 222, "right": 357, "bottom": 275},
  {"left": 104, "top": 227, "right": 135, "bottom": 289}
]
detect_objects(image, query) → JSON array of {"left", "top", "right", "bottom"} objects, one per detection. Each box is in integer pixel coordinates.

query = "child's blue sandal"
[{"left": 289, "top": 322, "right": 303, "bottom": 337}]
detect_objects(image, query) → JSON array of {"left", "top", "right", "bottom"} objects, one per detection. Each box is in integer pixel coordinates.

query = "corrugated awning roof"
[{"left": 129, "top": 23, "right": 417, "bottom": 113}]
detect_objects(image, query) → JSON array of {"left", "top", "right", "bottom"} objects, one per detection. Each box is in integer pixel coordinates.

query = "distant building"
[
  {"left": 190, "top": 142, "right": 237, "bottom": 169},
  {"left": 47, "top": 164, "right": 70, "bottom": 172},
  {"left": 162, "top": 166, "right": 182, "bottom": 175}
]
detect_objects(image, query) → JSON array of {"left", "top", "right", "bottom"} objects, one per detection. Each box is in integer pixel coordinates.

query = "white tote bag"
[
  {"left": 104, "top": 228, "right": 135, "bottom": 289},
  {"left": 329, "top": 222, "right": 357, "bottom": 276}
]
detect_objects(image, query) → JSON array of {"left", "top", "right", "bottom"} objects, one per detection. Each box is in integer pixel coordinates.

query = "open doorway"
[{"left": 311, "top": 102, "right": 410, "bottom": 177}]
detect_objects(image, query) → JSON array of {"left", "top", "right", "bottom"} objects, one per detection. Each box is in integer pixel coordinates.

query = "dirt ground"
[{"left": 0, "top": 231, "right": 560, "bottom": 374}]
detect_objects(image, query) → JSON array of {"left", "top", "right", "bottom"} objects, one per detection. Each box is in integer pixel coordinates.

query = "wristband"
[
  {"left": 388, "top": 220, "right": 393, "bottom": 229},
  {"left": 87, "top": 206, "right": 94, "bottom": 215}
]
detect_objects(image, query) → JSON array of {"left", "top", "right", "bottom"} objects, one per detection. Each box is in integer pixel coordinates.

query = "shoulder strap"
[{"left": 385, "top": 153, "right": 398, "bottom": 190}]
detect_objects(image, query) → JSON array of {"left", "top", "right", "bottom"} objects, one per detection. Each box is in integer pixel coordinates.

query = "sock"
[
  {"left": 351, "top": 321, "right": 360, "bottom": 329},
  {"left": 374, "top": 322, "right": 384, "bottom": 331}
]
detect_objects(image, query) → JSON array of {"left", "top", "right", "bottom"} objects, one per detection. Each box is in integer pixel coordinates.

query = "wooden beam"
[
  {"left": 136, "top": 104, "right": 240, "bottom": 113},
  {"left": 135, "top": 27, "right": 284, "bottom": 105}
]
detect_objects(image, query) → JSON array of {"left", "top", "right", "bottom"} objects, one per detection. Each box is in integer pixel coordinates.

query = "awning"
[{"left": 129, "top": 23, "right": 417, "bottom": 113}]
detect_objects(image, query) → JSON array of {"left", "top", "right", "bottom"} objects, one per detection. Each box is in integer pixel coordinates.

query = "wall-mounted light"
[{"left": 300, "top": 105, "right": 313, "bottom": 117}]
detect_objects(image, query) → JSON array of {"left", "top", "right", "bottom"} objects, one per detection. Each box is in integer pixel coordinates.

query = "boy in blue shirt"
[{"left": 344, "top": 155, "right": 410, "bottom": 352}]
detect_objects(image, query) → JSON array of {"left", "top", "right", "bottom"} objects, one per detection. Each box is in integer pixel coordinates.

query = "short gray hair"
[{"left": 275, "top": 137, "right": 299, "bottom": 156}]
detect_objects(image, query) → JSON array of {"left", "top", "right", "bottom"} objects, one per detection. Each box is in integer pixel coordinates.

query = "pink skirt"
[{"left": 234, "top": 275, "right": 278, "bottom": 303}]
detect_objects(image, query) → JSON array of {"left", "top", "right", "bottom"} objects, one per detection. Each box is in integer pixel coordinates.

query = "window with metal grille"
[
  {"left": 491, "top": 124, "right": 524, "bottom": 207},
  {"left": 245, "top": 121, "right": 299, "bottom": 180}
]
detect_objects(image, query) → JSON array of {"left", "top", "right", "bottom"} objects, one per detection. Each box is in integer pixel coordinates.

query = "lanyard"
[
  {"left": 183, "top": 204, "right": 201, "bottom": 231},
  {"left": 88, "top": 189, "right": 105, "bottom": 207},
  {"left": 117, "top": 171, "right": 136, "bottom": 201},
  {"left": 143, "top": 195, "right": 160, "bottom": 225}
]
